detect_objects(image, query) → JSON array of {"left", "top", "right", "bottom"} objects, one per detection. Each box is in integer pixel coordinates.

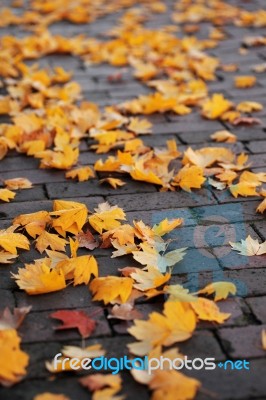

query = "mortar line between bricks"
[{"left": 250, "top": 223, "right": 266, "bottom": 241}]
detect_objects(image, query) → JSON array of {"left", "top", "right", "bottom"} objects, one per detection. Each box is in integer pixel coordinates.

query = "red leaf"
[{"left": 50, "top": 310, "right": 96, "bottom": 338}]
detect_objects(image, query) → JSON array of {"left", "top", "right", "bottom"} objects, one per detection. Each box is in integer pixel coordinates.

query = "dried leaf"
[{"left": 50, "top": 310, "right": 96, "bottom": 338}]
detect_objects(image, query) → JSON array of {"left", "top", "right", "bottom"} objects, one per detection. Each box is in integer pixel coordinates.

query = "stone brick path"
[{"left": 1, "top": 0, "right": 266, "bottom": 399}]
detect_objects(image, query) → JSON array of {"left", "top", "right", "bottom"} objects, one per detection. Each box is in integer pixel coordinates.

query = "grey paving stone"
[
  {"left": 15, "top": 285, "right": 92, "bottom": 312},
  {"left": 179, "top": 330, "right": 225, "bottom": 360},
  {"left": 45, "top": 179, "right": 157, "bottom": 199},
  {"left": 246, "top": 296, "right": 266, "bottom": 323},
  {"left": 188, "top": 358, "right": 266, "bottom": 400},
  {"left": 0, "top": 289, "right": 15, "bottom": 309},
  {"left": 107, "top": 189, "right": 217, "bottom": 212},
  {"left": 10, "top": 186, "right": 47, "bottom": 202},
  {"left": 217, "top": 324, "right": 266, "bottom": 358},
  {"left": 192, "top": 202, "right": 264, "bottom": 225},
  {"left": 0, "top": 155, "right": 40, "bottom": 171},
  {"left": 247, "top": 140, "right": 266, "bottom": 154}
]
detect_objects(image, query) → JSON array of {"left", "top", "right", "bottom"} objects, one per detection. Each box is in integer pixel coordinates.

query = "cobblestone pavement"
[{"left": 1, "top": 0, "right": 266, "bottom": 399}]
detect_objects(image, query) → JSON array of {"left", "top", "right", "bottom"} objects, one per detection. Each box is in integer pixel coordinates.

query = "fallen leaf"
[
  {"left": 210, "top": 130, "right": 237, "bottom": 143},
  {"left": 65, "top": 166, "right": 94, "bottom": 182},
  {"left": 99, "top": 178, "right": 126, "bottom": 189},
  {"left": 108, "top": 304, "right": 143, "bottom": 320},
  {"left": 76, "top": 230, "right": 99, "bottom": 250},
  {"left": 235, "top": 75, "right": 256, "bottom": 88},
  {"left": 230, "top": 235, "right": 266, "bottom": 256},
  {"left": 90, "top": 276, "right": 133, "bottom": 304},
  {"left": 56, "top": 255, "right": 98, "bottom": 285},
  {"left": 12, "top": 262, "right": 66, "bottom": 295},
  {"left": 0, "top": 188, "right": 16, "bottom": 202},
  {"left": 0, "top": 307, "right": 31, "bottom": 330},
  {"left": 4, "top": 178, "right": 32, "bottom": 190},
  {"left": 50, "top": 310, "right": 96, "bottom": 338},
  {"left": 35, "top": 231, "right": 68, "bottom": 253},
  {"left": 232, "top": 116, "right": 261, "bottom": 126},
  {"left": 89, "top": 202, "right": 126, "bottom": 234},
  {"left": 0, "top": 329, "right": 29, "bottom": 387},
  {"left": 149, "top": 370, "right": 200, "bottom": 400},
  {"left": 196, "top": 282, "right": 237, "bottom": 301},
  {"left": 190, "top": 297, "right": 231, "bottom": 323},
  {"left": 0, "top": 227, "right": 30, "bottom": 254}
]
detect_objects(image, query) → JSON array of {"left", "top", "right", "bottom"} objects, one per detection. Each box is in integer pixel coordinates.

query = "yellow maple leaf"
[
  {"left": 12, "top": 262, "right": 66, "bottom": 295},
  {"left": 149, "top": 370, "right": 200, "bottom": 400},
  {"left": 51, "top": 200, "right": 88, "bottom": 236},
  {"left": 127, "top": 118, "right": 152, "bottom": 135},
  {"left": 236, "top": 101, "right": 263, "bottom": 113},
  {"left": 201, "top": 94, "right": 232, "bottom": 119},
  {"left": 65, "top": 166, "right": 95, "bottom": 182},
  {"left": 129, "top": 167, "right": 164, "bottom": 186},
  {"left": 56, "top": 255, "right": 98, "bottom": 285},
  {"left": 152, "top": 218, "right": 183, "bottom": 236},
  {"left": 0, "top": 188, "right": 16, "bottom": 202},
  {"left": 183, "top": 147, "right": 234, "bottom": 168},
  {"left": 210, "top": 130, "right": 237, "bottom": 143},
  {"left": 40, "top": 145, "right": 79, "bottom": 170},
  {"left": 89, "top": 202, "right": 126, "bottom": 234},
  {"left": 102, "top": 224, "right": 135, "bottom": 245},
  {"left": 216, "top": 170, "right": 237, "bottom": 185},
  {"left": 90, "top": 276, "right": 133, "bottom": 305},
  {"left": 235, "top": 75, "right": 256, "bottom": 88},
  {"left": 0, "top": 329, "right": 29, "bottom": 386},
  {"left": 172, "top": 165, "right": 206, "bottom": 192},
  {"left": 13, "top": 211, "right": 51, "bottom": 238},
  {"left": 239, "top": 171, "right": 266, "bottom": 185},
  {"left": 128, "top": 301, "right": 196, "bottom": 355},
  {"left": 0, "top": 228, "right": 30, "bottom": 254},
  {"left": 4, "top": 178, "right": 32, "bottom": 190},
  {"left": 190, "top": 297, "right": 231, "bottom": 323},
  {"left": 131, "top": 266, "right": 171, "bottom": 291},
  {"left": 229, "top": 182, "right": 259, "bottom": 198},
  {"left": 99, "top": 178, "right": 126, "bottom": 189},
  {"left": 197, "top": 282, "right": 237, "bottom": 301},
  {"left": 35, "top": 231, "right": 68, "bottom": 254}
]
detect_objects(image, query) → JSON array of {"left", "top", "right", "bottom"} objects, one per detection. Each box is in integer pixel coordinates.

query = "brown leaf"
[
  {"left": 108, "top": 303, "right": 143, "bottom": 320},
  {"left": 232, "top": 117, "right": 261, "bottom": 126},
  {"left": 0, "top": 307, "right": 31, "bottom": 330},
  {"left": 76, "top": 230, "right": 99, "bottom": 250}
]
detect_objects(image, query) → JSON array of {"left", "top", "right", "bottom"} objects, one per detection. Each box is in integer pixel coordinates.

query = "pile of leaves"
[{"left": 1, "top": 198, "right": 238, "bottom": 399}]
